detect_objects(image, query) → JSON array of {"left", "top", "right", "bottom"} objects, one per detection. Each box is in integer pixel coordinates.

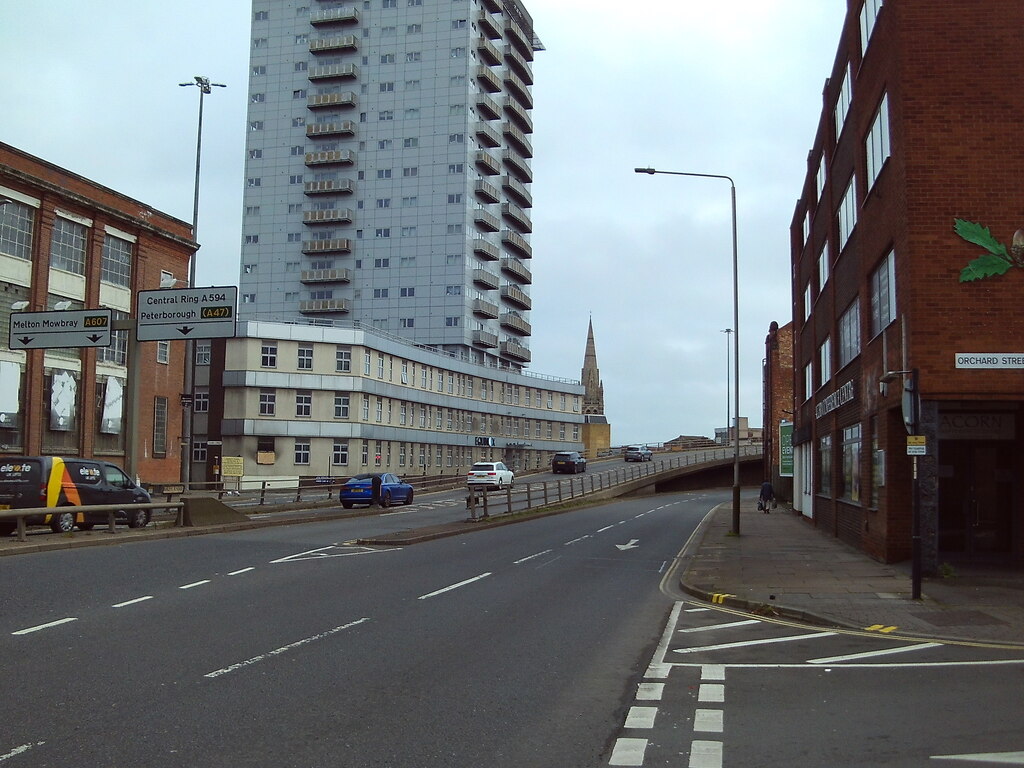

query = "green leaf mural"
[{"left": 954, "top": 219, "right": 1018, "bottom": 283}]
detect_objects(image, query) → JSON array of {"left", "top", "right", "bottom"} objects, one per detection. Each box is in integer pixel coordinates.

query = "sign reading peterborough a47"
[
  {"left": 136, "top": 286, "right": 238, "bottom": 341},
  {"left": 9, "top": 309, "right": 112, "bottom": 350}
]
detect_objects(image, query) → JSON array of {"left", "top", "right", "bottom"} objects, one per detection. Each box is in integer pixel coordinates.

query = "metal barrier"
[{"left": 0, "top": 501, "right": 183, "bottom": 543}]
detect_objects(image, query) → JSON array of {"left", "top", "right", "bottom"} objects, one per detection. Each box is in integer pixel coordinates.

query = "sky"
[{"left": 1, "top": 0, "right": 847, "bottom": 446}]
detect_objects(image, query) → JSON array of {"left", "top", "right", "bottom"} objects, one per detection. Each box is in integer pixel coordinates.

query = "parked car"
[
  {"left": 466, "top": 461, "right": 515, "bottom": 490},
  {"left": 0, "top": 456, "right": 151, "bottom": 535},
  {"left": 551, "top": 451, "right": 587, "bottom": 474},
  {"left": 624, "top": 445, "right": 653, "bottom": 462},
  {"left": 339, "top": 473, "right": 414, "bottom": 509}
]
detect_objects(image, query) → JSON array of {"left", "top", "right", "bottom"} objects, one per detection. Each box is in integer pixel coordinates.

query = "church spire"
[{"left": 581, "top": 316, "right": 605, "bottom": 415}]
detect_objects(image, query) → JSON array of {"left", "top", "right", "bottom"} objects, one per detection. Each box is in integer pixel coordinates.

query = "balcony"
[
  {"left": 501, "top": 202, "right": 532, "bottom": 233},
  {"left": 472, "top": 329, "right": 499, "bottom": 348},
  {"left": 500, "top": 256, "right": 532, "bottom": 284},
  {"left": 504, "top": 44, "right": 534, "bottom": 85},
  {"left": 502, "top": 122, "right": 533, "bottom": 158},
  {"left": 472, "top": 268, "right": 500, "bottom": 290},
  {"left": 504, "top": 98, "right": 533, "bottom": 133},
  {"left": 306, "top": 120, "right": 356, "bottom": 138},
  {"left": 477, "top": 11, "right": 501, "bottom": 39},
  {"left": 503, "top": 18, "right": 533, "bottom": 60},
  {"left": 500, "top": 339, "right": 531, "bottom": 362},
  {"left": 309, "top": 7, "right": 359, "bottom": 25},
  {"left": 474, "top": 65, "right": 502, "bottom": 94},
  {"left": 309, "top": 35, "right": 358, "bottom": 54},
  {"left": 502, "top": 150, "right": 532, "bottom": 184},
  {"left": 473, "top": 206, "right": 500, "bottom": 232},
  {"left": 474, "top": 122, "right": 501, "bottom": 148},
  {"left": 300, "top": 267, "right": 352, "bottom": 284},
  {"left": 503, "top": 71, "right": 533, "bottom": 109},
  {"left": 474, "top": 150, "right": 501, "bottom": 176},
  {"left": 302, "top": 208, "right": 354, "bottom": 225},
  {"left": 500, "top": 284, "right": 532, "bottom": 310},
  {"left": 476, "top": 36, "right": 501, "bottom": 66},
  {"left": 501, "top": 229, "right": 532, "bottom": 259},
  {"left": 474, "top": 179, "right": 501, "bottom": 204},
  {"left": 305, "top": 149, "right": 355, "bottom": 166},
  {"left": 303, "top": 178, "right": 355, "bottom": 195},
  {"left": 473, "top": 238, "right": 500, "bottom": 261},
  {"left": 480, "top": 0, "right": 501, "bottom": 12},
  {"left": 307, "top": 92, "right": 357, "bottom": 110},
  {"left": 308, "top": 63, "right": 359, "bottom": 81},
  {"left": 300, "top": 298, "right": 350, "bottom": 314},
  {"left": 301, "top": 238, "right": 353, "bottom": 254},
  {"left": 501, "top": 175, "right": 532, "bottom": 208},
  {"left": 500, "top": 311, "right": 532, "bottom": 336},
  {"left": 475, "top": 93, "right": 501, "bottom": 121},
  {"left": 472, "top": 298, "right": 499, "bottom": 319}
]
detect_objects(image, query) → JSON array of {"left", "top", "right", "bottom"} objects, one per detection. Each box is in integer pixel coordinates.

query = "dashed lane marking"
[
  {"left": 609, "top": 738, "right": 648, "bottom": 766},
  {"left": 694, "top": 709, "right": 724, "bottom": 733},
  {"left": 636, "top": 682, "right": 664, "bottom": 701},
  {"left": 417, "top": 572, "right": 491, "bottom": 600},
  {"left": 624, "top": 706, "right": 658, "bottom": 729},
  {"left": 689, "top": 740, "right": 723, "bottom": 768},
  {"left": 698, "top": 684, "right": 724, "bottom": 703},
  {"left": 179, "top": 580, "right": 211, "bottom": 590},
  {"left": 112, "top": 596, "right": 154, "bottom": 608},
  {"left": 11, "top": 618, "right": 77, "bottom": 635}
]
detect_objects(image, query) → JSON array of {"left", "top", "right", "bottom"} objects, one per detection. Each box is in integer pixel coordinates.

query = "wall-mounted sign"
[
  {"left": 906, "top": 435, "right": 927, "bottom": 456},
  {"left": 955, "top": 353, "right": 1024, "bottom": 369},
  {"left": 779, "top": 421, "right": 794, "bottom": 477},
  {"left": 815, "top": 380, "right": 855, "bottom": 420}
]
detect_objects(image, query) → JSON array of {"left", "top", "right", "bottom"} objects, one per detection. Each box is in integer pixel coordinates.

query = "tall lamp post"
[
  {"left": 721, "top": 328, "right": 733, "bottom": 446},
  {"left": 178, "top": 75, "right": 225, "bottom": 489},
  {"left": 635, "top": 166, "right": 741, "bottom": 534}
]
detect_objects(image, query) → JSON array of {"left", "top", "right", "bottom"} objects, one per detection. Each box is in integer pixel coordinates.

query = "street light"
[
  {"left": 178, "top": 75, "right": 225, "bottom": 489},
  {"left": 635, "top": 166, "right": 741, "bottom": 534},
  {"left": 721, "top": 328, "right": 733, "bottom": 447}
]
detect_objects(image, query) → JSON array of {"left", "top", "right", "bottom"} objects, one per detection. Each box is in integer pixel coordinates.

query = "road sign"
[
  {"left": 136, "top": 286, "right": 237, "bottom": 341},
  {"left": 907, "top": 435, "right": 927, "bottom": 456},
  {"left": 9, "top": 309, "right": 112, "bottom": 350}
]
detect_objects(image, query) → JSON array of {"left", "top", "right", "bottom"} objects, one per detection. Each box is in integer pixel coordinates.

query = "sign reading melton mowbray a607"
[
  {"left": 9, "top": 309, "right": 112, "bottom": 350},
  {"left": 136, "top": 287, "right": 237, "bottom": 341}
]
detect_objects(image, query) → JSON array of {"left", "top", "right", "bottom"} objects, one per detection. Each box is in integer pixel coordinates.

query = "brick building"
[
  {"left": 763, "top": 321, "right": 793, "bottom": 500},
  {"left": 0, "top": 142, "right": 195, "bottom": 483},
  {"left": 790, "top": 0, "right": 1024, "bottom": 567}
]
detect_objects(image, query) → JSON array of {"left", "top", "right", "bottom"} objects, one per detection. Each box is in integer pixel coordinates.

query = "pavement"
[{"left": 680, "top": 500, "right": 1024, "bottom": 647}]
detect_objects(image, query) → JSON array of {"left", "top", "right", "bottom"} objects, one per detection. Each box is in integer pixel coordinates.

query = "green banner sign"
[{"left": 779, "top": 421, "right": 794, "bottom": 477}]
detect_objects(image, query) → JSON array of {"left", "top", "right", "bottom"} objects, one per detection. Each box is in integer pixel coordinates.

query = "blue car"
[{"left": 339, "top": 473, "right": 415, "bottom": 509}]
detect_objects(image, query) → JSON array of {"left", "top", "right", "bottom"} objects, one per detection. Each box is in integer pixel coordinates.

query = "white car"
[{"left": 466, "top": 461, "right": 515, "bottom": 490}]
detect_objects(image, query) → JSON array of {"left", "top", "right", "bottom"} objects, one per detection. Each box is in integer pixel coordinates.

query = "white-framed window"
[
  {"left": 261, "top": 341, "right": 277, "bottom": 368},
  {"left": 259, "top": 389, "right": 276, "bottom": 416},
  {"left": 294, "top": 440, "right": 310, "bottom": 465},
  {"left": 817, "top": 243, "right": 829, "bottom": 291},
  {"left": 296, "top": 390, "right": 312, "bottom": 417},
  {"left": 837, "top": 176, "right": 857, "bottom": 251},
  {"left": 803, "top": 282, "right": 812, "bottom": 322},
  {"left": 834, "top": 62, "right": 852, "bottom": 141},
  {"left": 866, "top": 93, "right": 891, "bottom": 190},
  {"left": 841, "top": 423, "right": 862, "bottom": 502},
  {"left": 297, "top": 345, "right": 313, "bottom": 370},
  {"left": 0, "top": 200, "right": 36, "bottom": 260},
  {"left": 815, "top": 154, "right": 826, "bottom": 204},
  {"left": 334, "top": 393, "right": 350, "bottom": 419},
  {"left": 156, "top": 340, "right": 170, "bottom": 364},
  {"left": 819, "top": 337, "right": 832, "bottom": 387},
  {"left": 193, "top": 391, "right": 209, "bottom": 413},
  {"left": 336, "top": 346, "right": 351, "bottom": 372},
  {"left": 101, "top": 234, "right": 132, "bottom": 287},
  {"left": 332, "top": 441, "right": 349, "bottom": 466},
  {"left": 870, "top": 249, "right": 897, "bottom": 337},
  {"left": 838, "top": 298, "right": 861, "bottom": 369},
  {"left": 192, "top": 441, "right": 207, "bottom": 463},
  {"left": 49, "top": 216, "right": 88, "bottom": 275},
  {"left": 860, "top": 0, "right": 883, "bottom": 54},
  {"left": 818, "top": 434, "right": 832, "bottom": 496},
  {"left": 195, "top": 342, "right": 211, "bottom": 366},
  {"left": 804, "top": 363, "right": 814, "bottom": 401}
]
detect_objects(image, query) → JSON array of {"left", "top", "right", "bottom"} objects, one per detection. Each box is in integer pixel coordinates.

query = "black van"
[{"left": 0, "top": 457, "right": 151, "bottom": 535}]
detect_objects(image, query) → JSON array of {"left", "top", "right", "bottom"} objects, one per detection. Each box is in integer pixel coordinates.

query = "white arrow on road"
[
  {"left": 616, "top": 539, "right": 640, "bottom": 551},
  {"left": 931, "top": 752, "right": 1024, "bottom": 764}
]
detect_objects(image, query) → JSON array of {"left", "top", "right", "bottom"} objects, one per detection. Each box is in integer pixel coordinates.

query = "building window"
[
  {"left": 192, "top": 441, "right": 207, "bottom": 463},
  {"left": 837, "top": 176, "right": 857, "bottom": 251},
  {"left": 101, "top": 234, "right": 132, "bottom": 287},
  {"left": 817, "top": 434, "right": 832, "bottom": 496},
  {"left": 860, "top": 0, "right": 883, "bottom": 54},
  {"left": 193, "top": 391, "right": 209, "bottom": 413},
  {"left": 156, "top": 340, "right": 170, "bottom": 364},
  {"left": 402, "top": 167, "right": 418, "bottom": 177},
  {"left": 294, "top": 440, "right": 311, "bottom": 465},
  {"left": 834, "top": 62, "right": 852, "bottom": 141},
  {"left": 803, "top": 282, "right": 812, "bottom": 321},
  {"left": 261, "top": 341, "right": 277, "bottom": 368},
  {"left": 334, "top": 393, "right": 350, "bottom": 419},
  {"left": 838, "top": 298, "right": 861, "bottom": 368},
  {"left": 448, "top": 163, "right": 464, "bottom": 174},
  {"left": 840, "top": 423, "right": 862, "bottom": 502},
  {"left": 819, "top": 337, "right": 832, "bottom": 387},
  {"left": 298, "top": 345, "right": 313, "bottom": 370},
  {"left": 815, "top": 154, "right": 826, "bottom": 203},
  {"left": 332, "top": 441, "right": 349, "bottom": 466},
  {"left": 153, "top": 397, "right": 168, "bottom": 457},
  {"left": 362, "top": 395, "right": 371, "bottom": 421},
  {"left": 817, "top": 244, "right": 829, "bottom": 291},
  {"left": 336, "top": 345, "right": 352, "bottom": 372},
  {"left": 866, "top": 93, "right": 890, "bottom": 190},
  {"left": 296, "top": 390, "right": 312, "bottom": 417},
  {"left": 259, "top": 389, "right": 276, "bottom": 416},
  {"left": 100, "top": 310, "right": 128, "bottom": 366},
  {"left": 49, "top": 216, "right": 88, "bottom": 275},
  {"left": 870, "top": 250, "right": 897, "bottom": 337}
]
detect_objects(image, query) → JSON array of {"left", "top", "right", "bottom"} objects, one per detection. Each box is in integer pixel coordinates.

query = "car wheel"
[
  {"left": 50, "top": 508, "right": 76, "bottom": 534},
  {"left": 403, "top": 490, "right": 414, "bottom": 505},
  {"left": 127, "top": 507, "right": 149, "bottom": 529},
  {"left": 380, "top": 492, "right": 392, "bottom": 508},
  {"left": 342, "top": 501, "right": 353, "bottom": 509}
]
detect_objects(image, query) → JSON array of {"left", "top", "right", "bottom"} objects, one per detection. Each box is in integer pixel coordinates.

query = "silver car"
[
  {"left": 466, "top": 461, "right": 515, "bottom": 490},
  {"left": 624, "top": 445, "right": 653, "bottom": 462}
]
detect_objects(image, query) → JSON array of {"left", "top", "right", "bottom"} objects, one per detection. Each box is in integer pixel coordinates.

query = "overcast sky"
[{"left": 1, "top": 0, "right": 846, "bottom": 446}]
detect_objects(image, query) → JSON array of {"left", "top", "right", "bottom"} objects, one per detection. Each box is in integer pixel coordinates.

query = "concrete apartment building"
[
  {"left": 238, "top": 0, "right": 540, "bottom": 368},
  {"left": 790, "top": 0, "right": 1024, "bottom": 568},
  {"left": 0, "top": 142, "right": 195, "bottom": 483}
]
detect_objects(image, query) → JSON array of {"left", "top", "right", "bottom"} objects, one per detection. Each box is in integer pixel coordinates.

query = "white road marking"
[
  {"left": 597, "top": 525, "right": 614, "bottom": 533},
  {"left": 609, "top": 738, "right": 648, "bottom": 766},
  {"left": 271, "top": 545, "right": 399, "bottom": 563},
  {"left": 685, "top": 607, "right": 711, "bottom": 613},
  {"left": 513, "top": 549, "right": 553, "bottom": 564},
  {"left": 112, "top": 596, "right": 154, "bottom": 608},
  {"left": 669, "top": 659, "right": 1024, "bottom": 670},
  {"left": 698, "top": 684, "right": 724, "bottom": 703},
  {"left": 673, "top": 631, "right": 836, "bottom": 654},
  {"left": 418, "top": 573, "right": 492, "bottom": 600},
  {"left": 646, "top": 601, "right": 684, "bottom": 678},
  {"left": 564, "top": 535, "right": 590, "bottom": 545},
  {"left": 228, "top": 567, "right": 255, "bottom": 576},
  {"left": 930, "top": 751, "right": 1024, "bottom": 764},
  {"left": 694, "top": 709, "right": 724, "bottom": 733},
  {"left": 11, "top": 618, "right": 77, "bottom": 635},
  {"left": 678, "top": 619, "right": 760, "bottom": 633},
  {"left": 689, "top": 740, "right": 723, "bottom": 768},
  {"left": 379, "top": 509, "right": 412, "bottom": 516},
  {"left": 615, "top": 539, "right": 640, "bottom": 551},
  {"left": 0, "top": 742, "right": 45, "bottom": 762},
  {"left": 179, "top": 580, "right": 210, "bottom": 590},
  {"left": 701, "top": 664, "right": 726, "bottom": 680},
  {"left": 204, "top": 617, "right": 370, "bottom": 679},
  {"left": 636, "top": 682, "right": 664, "bottom": 701},
  {"left": 809, "top": 642, "right": 942, "bottom": 664},
  {"left": 625, "top": 706, "right": 658, "bottom": 729}
]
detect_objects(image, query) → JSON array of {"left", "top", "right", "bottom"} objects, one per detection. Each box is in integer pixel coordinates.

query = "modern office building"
[
  {"left": 239, "top": 0, "right": 541, "bottom": 369},
  {"left": 0, "top": 142, "right": 195, "bottom": 484},
  {"left": 790, "top": 0, "right": 1024, "bottom": 567}
]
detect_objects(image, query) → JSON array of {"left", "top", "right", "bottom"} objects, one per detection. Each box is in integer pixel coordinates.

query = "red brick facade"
[
  {"left": 790, "top": 1, "right": 1024, "bottom": 566},
  {"left": 763, "top": 321, "right": 793, "bottom": 499},
  {"left": 0, "top": 142, "right": 195, "bottom": 484}
]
